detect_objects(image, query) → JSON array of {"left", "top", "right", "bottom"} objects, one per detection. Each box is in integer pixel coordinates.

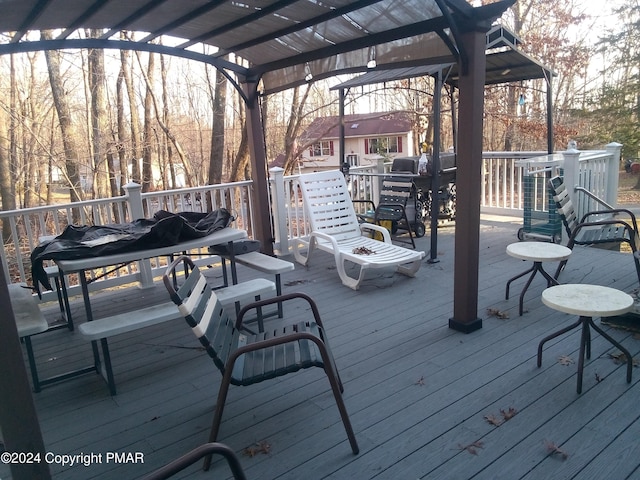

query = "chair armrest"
[
  {"left": 359, "top": 222, "right": 392, "bottom": 243},
  {"left": 235, "top": 291, "right": 323, "bottom": 329},
  {"left": 572, "top": 219, "right": 638, "bottom": 244},
  {"left": 581, "top": 209, "right": 639, "bottom": 232},
  {"left": 352, "top": 199, "right": 376, "bottom": 210},
  {"left": 353, "top": 199, "right": 376, "bottom": 222}
]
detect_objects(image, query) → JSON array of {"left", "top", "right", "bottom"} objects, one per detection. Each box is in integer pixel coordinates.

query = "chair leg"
[
  {"left": 204, "top": 376, "right": 233, "bottom": 471},
  {"left": 554, "top": 259, "right": 567, "bottom": 281},
  {"left": 312, "top": 339, "right": 359, "bottom": 455},
  {"left": 631, "top": 247, "right": 640, "bottom": 284},
  {"left": 322, "top": 356, "right": 359, "bottom": 455}
]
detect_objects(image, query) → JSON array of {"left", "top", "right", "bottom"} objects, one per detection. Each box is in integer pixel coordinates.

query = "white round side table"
[
  {"left": 505, "top": 242, "right": 572, "bottom": 316},
  {"left": 538, "top": 284, "right": 634, "bottom": 394}
]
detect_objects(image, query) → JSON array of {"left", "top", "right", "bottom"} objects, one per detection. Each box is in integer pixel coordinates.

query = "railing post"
[
  {"left": 269, "top": 167, "right": 289, "bottom": 255},
  {"left": 123, "top": 182, "right": 144, "bottom": 220},
  {"left": 123, "top": 182, "right": 154, "bottom": 288},
  {"left": 562, "top": 146, "right": 582, "bottom": 217},
  {"left": 606, "top": 142, "right": 622, "bottom": 207},
  {"left": 373, "top": 157, "right": 385, "bottom": 201}
]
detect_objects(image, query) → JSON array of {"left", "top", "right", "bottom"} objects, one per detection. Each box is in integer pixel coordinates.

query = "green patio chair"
[
  {"left": 162, "top": 255, "right": 359, "bottom": 471},
  {"left": 549, "top": 175, "right": 640, "bottom": 283}
]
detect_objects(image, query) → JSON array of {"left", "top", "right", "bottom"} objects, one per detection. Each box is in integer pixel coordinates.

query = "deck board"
[{"left": 4, "top": 215, "right": 640, "bottom": 479}]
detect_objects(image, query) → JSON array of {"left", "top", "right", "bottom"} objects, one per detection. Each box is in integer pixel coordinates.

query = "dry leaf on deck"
[
  {"left": 458, "top": 440, "right": 484, "bottom": 455},
  {"left": 607, "top": 352, "right": 640, "bottom": 366},
  {"left": 544, "top": 440, "right": 569, "bottom": 460},
  {"left": 558, "top": 355, "right": 574, "bottom": 366},
  {"left": 484, "top": 414, "right": 503, "bottom": 427},
  {"left": 500, "top": 407, "right": 518, "bottom": 421},
  {"left": 486, "top": 308, "right": 509, "bottom": 319},
  {"left": 243, "top": 440, "right": 272, "bottom": 457}
]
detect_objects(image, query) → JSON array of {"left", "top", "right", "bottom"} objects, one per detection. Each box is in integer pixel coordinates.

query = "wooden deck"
[{"left": 5, "top": 214, "right": 640, "bottom": 480}]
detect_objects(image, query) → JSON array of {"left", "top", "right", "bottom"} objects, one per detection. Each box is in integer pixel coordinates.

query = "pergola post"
[
  {"left": 0, "top": 262, "right": 51, "bottom": 479},
  {"left": 449, "top": 26, "right": 489, "bottom": 333},
  {"left": 243, "top": 80, "right": 274, "bottom": 255}
]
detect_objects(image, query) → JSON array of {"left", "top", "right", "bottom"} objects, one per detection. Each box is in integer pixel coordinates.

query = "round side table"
[
  {"left": 539, "top": 284, "right": 634, "bottom": 394},
  {"left": 505, "top": 242, "right": 572, "bottom": 316}
]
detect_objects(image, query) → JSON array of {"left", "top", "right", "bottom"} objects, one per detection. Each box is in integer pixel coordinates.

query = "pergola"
[
  {"left": 0, "top": 1, "right": 518, "bottom": 476},
  {"left": 331, "top": 25, "right": 555, "bottom": 264}
]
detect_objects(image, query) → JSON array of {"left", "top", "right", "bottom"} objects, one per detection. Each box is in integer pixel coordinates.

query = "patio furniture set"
[
  {"left": 10, "top": 170, "right": 640, "bottom": 476},
  {"left": 506, "top": 175, "right": 640, "bottom": 393}
]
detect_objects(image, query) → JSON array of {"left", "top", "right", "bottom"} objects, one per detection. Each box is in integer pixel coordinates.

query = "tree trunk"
[
  {"left": 0, "top": 116, "right": 15, "bottom": 239},
  {"left": 142, "top": 52, "right": 155, "bottom": 192},
  {"left": 121, "top": 43, "right": 142, "bottom": 184},
  {"left": 41, "top": 30, "right": 83, "bottom": 208},
  {"left": 88, "top": 29, "right": 109, "bottom": 199},
  {"left": 208, "top": 63, "right": 227, "bottom": 185},
  {"left": 283, "top": 85, "right": 311, "bottom": 175}
]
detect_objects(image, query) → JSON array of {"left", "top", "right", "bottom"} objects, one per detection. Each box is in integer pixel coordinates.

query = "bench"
[
  {"left": 9, "top": 283, "right": 49, "bottom": 392},
  {"left": 217, "top": 251, "right": 294, "bottom": 318},
  {"left": 78, "top": 278, "right": 275, "bottom": 395}
]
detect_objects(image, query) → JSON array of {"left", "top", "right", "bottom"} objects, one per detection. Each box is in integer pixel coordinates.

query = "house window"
[
  {"left": 366, "top": 136, "right": 402, "bottom": 155},
  {"left": 310, "top": 140, "right": 334, "bottom": 157}
]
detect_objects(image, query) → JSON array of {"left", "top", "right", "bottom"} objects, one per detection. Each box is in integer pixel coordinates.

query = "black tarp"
[{"left": 31, "top": 209, "right": 233, "bottom": 293}]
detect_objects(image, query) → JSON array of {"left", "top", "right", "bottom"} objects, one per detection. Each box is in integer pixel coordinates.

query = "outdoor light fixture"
[
  {"left": 304, "top": 63, "right": 313, "bottom": 82},
  {"left": 367, "top": 46, "right": 377, "bottom": 69},
  {"left": 501, "top": 68, "right": 511, "bottom": 75}
]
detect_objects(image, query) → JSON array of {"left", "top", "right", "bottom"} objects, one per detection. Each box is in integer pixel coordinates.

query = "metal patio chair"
[
  {"left": 141, "top": 443, "right": 247, "bottom": 480},
  {"left": 549, "top": 175, "right": 640, "bottom": 283},
  {"left": 359, "top": 175, "right": 417, "bottom": 248},
  {"left": 163, "top": 255, "right": 359, "bottom": 471}
]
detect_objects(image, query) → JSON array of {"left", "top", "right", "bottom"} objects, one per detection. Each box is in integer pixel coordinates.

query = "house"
[{"left": 298, "top": 111, "right": 416, "bottom": 172}]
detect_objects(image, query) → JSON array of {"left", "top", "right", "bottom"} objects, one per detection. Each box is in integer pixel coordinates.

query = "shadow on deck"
[{"left": 5, "top": 215, "right": 640, "bottom": 479}]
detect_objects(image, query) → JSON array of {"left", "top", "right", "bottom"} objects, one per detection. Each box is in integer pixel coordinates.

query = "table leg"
[
  {"left": 589, "top": 317, "right": 633, "bottom": 384},
  {"left": 577, "top": 318, "right": 590, "bottom": 394},
  {"left": 539, "top": 314, "right": 633, "bottom": 394},
  {"left": 537, "top": 316, "right": 583, "bottom": 367},
  {"left": 505, "top": 264, "right": 535, "bottom": 300}
]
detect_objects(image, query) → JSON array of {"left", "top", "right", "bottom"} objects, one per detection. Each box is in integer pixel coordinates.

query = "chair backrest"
[
  {"left": 549, "top": 176, "right": 578, "bottom": 237},
  {"left": 391, "top": 157, "right": 418, "bottom": 174},
  {"left": 378, "top": 175, "right": 414, "bottom": 208},
  {"left": 297, "top": 170, "right": 362, "bottom": 242},
  {"left": 163, "top": 256, "right": 241, "bottom": 374}
]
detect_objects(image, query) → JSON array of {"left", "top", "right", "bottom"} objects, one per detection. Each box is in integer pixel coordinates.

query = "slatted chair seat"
[
  {"left": 294, "top": 170, "right": 425, "bottom": 289},
  {"left": 549, "top": 175, "right": 640, "bottom": 283},
  {"left": 163, "top": 255, "right": 359, "bottom": 471}
]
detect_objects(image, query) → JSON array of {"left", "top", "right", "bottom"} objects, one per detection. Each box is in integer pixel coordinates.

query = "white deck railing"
[
  {"left": 1, "top": 181, "right": 253, "bottom": 302},
  {"left": 1, "top": 144, "right": 621, "bottom": 295}
]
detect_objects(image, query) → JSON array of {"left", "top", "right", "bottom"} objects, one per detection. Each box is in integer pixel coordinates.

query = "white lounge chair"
[{"left": 294, "top": 170, "right": 425, "bottom": 290}]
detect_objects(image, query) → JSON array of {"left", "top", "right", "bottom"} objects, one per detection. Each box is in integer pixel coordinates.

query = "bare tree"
[
  {"left": 208, "top": 62, "right": 227, "bottom": 185},
  {"left": 121, "top": 43, "right": 142, "bottom": 184},
  {"left": 135, "top": 48, "right": 194, "bottom": 189},
  {"left": 87, "top": 29, "right": 109, "bottom": 199},
  {"left": 41, "top": 30, "right": 84, "bottom": 206}
]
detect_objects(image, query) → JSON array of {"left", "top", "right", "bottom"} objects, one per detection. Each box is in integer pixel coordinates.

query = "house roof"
[
  {"left": 300, "top": 111, "right": 412, "bottom": 142},
  {"left": 0, "top": 0, "right": 515, "bottom": 96}
]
